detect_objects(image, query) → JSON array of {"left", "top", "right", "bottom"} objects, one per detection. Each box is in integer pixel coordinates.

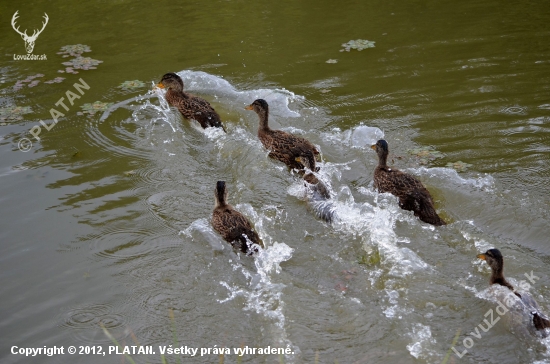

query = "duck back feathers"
[
  {"left": 372, "top": 140, "right": 446, "bottom": 226},
  {"left": 158, "top": 73, "right": 226, "bottom": 131},
  {"left": 246, "top": 99, "right": 319, "bottom": 170},
  {"left": 211, "top": 181, "right": 263, "bottom": 254}
]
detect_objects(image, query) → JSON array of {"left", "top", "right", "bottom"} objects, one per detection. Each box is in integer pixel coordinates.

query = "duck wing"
[
  {"left": 186, "top": 95, "right": 225, "bottom": 130},
  {"left": 261, "top": 130, "right": 318, "bottom": 169},
  {"left": 166, "top": 91, "right": 225, "bottom": 131},
  {"left": 374, "top": 167, "right": 425, "bottom": 197}
]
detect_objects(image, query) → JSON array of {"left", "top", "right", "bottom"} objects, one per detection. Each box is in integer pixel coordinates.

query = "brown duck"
[
  {"left": 245, "top": 99, "right": 319, "bottom": 170},
  {"left": 211, "top": 181, "right": 263, "bottom": 254},
  {"left": 371, "top": 140, "right": 446, "bottom": 226},
  {"left": 157, "top": 72, "right": 226, "bottom": 132},
  {"left": 477, "top": 248, "right": 550, "bottom": 331},
  {"left": 295, "top": 155, "right": 330, "bottom": 200}
]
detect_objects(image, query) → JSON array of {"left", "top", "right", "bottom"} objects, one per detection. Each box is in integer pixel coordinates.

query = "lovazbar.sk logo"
[{"left": 11, "top": 10, "right": 48, "bottom": 61}]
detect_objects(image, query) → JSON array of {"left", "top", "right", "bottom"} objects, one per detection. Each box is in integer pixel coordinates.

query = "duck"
[
  {"left": 245, "top": 99, "right": 319, "bottom": 170},
  {"left": 295, "top": 154, "right": 333, "bottom": 222},
  {"left": 295, "top": 154, "right": 330, "bottom": 200},
  {"left": 371, "top": 139, "right": 446, "bottom": 226},
  {"left": 157, "top": 72, "right": 226, "bottom": 131},
  {"left": 477, "top": 248, "right": 550, "bottom": 331},
  {"left": 211, "top": 181, "right": 263, "bottom": 254}
]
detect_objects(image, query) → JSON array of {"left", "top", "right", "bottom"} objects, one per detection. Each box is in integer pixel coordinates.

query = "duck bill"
[
  {"left": 245, "top": 105, "right": 253, "bottom": 110},
  {"left": 156, "top": 83, "right": 165, "bottom": 89},
  {"left": 476, "top": 254, "right": 486, "bottom": 260},
  {"left": 370, "top": 144, "right": 377, "bottom": 150},
  {"left": 295, "top": 157, "right": 302, "bottom": 163}
]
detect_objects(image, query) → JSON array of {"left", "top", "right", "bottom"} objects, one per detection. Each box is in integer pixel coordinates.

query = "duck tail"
[
  {"left": 420, "top": 212, "right": 447, "bottom": 226},
  {"left": 227, "top": 228, "right": 262, "bottom": 255},
  {"left": 409, "top": 190, "right": 446, "bottom": 226},
  {"left": 533, "top": 312, "right": 550, "bottom": 330}
]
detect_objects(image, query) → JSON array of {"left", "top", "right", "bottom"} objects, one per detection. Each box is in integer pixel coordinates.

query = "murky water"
[{"left": 1, "top": 1, "right": 550, "bottom": 363}]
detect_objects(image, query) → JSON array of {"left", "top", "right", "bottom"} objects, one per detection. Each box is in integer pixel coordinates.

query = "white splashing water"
[
  {"left": 128, "top": 85, "right": 179, "bottom": 133},
  {"left": 320, "top": 125, "right": 384, "bottom": 150},
  {"left": 180, "top": 218, "right": 226, "bottom": 252},
  {"left": 411, "top": 166, "right": 495, "bottom": 191},
  {"left": 181, "top": 208, "right": 298, "bottom": 359},
  {"left": 117, "top": 70, "right": 515, "bottom": 362},
  {"left": 177, "top": 70, "right": 303, "bottom": 118},
  {"left": 219, "top": 242, "right": 298, "bottom": 358},
  {"left": 406, "top": 323, "right": 437, "bottom": 360}
]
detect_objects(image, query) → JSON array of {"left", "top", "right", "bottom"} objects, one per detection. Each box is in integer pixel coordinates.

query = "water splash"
[
  {"left": 177, "top": 70, "right": 304, "bottom": 118},
  {"left": 406, "top": 323, "right": 437, "bottom": 360},
  {"left": 320, "top": 125, "right": 384, "bottom": 150},
  {"left": 411, "top": 166, "right": 494, "bottom": 191},
  {"left": 219, "top": 242, "right": 298, "bottom": 359}
]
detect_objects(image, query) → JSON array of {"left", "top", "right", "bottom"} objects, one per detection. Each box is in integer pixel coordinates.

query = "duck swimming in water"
[
  {"left": 295, "top": 154, "right": 330, "bottom": 200},
  {"left": 246, "top": 99, "right": 319, "bottom": 170},
  {"left": 157, "top": 72, "right": 226, "bottom": 131},
  {"left": 371, "top": 139, "right": 446, "bottom": 226},
  {"left": 211, "top": 181, "right": 263, "bottom": 254},
  {"left": 295, "top": 155, "right": 334, "bottom": 223},
  {"left": 477, "top": 248, "right": 550, "bottom": 331}
]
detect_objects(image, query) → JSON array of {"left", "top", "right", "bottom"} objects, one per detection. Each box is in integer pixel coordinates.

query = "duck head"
[
  {"left": 157, "top": 72, "right": 184, "bottom": 92},
  {"left": 214, "top": 181, "right": 228, "bottom": 208},
  {"left": 371, "top": 139, "right": 389, "bottom": 166},
  {"left": 245, "top": 98, "right": 268, "bottom": 113},
  {"left": 246, "top": 99, "right": 269, "bottom": 128},
  {"left": 477, "top": 248, "right": 504, "bottom": 273}
]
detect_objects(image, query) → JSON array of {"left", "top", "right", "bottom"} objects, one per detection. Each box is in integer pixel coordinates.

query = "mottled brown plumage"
[
  {"left": 477, "top": 249, "right": 550, "bottom": 331},
  {"left": 157, "top": 73, "right": 226, "bottom": 132},
  {"left": 211, "top": 181, "right": 263, "bottom": 254},
  {"left": 246, "top": 99, "right": 319, "bottom": 170},
  {"left": 371, "top": 140, "right": 446, "bottom": 226}
]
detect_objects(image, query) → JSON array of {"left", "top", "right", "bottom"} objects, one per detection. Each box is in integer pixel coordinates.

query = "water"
[{"left": 1, "top": 1, "right": 550, "bottom": 363}]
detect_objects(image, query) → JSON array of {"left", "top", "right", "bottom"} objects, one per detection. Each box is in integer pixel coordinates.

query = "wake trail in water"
[
  {"left": 181, "top": 213, "right": 299, "bottom": 361},
  {"left": 218, "top": 242, "right": 297, "bottom": 358},
  {"left": 108, "top": 69, "right": 525, "bottom": 362}
]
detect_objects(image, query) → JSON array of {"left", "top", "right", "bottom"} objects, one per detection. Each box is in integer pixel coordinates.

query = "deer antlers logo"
[{"left": 11, "top": 10, "right": 49, "bottom": 54}]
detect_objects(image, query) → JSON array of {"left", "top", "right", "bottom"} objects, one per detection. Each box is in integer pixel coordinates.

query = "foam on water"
[
  {"left": 180, "top": 218, "right": 227, "bottom": 252},
  {"left": 219, "top": 242, "right": 298, "bottom": 359},
  {"left": 177, "top": 70, "right": 303, "bottom": 118},
  {"left": 320, "top": 125, "right": 385, "bottom": 151},
  {"left": 410, "top": 166, "right": 495, "bottom": 191},
  {"left": 181, "top": 203, "right": 298, "bottom": 359},
  {"left": 286, "top": 130, "right": 431, "bottom": 277},
  {"left": 406, "top": 323, "right": 437, "bottom": 360},
  {"left": 118, "top": 86, "right": 182, "bottom": 138},
  {"left": 335, "top": 185, "right": 429, "bottom": 276},
  {"left": 101, "top": 69, "right": 547, "bottom": 362}
]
